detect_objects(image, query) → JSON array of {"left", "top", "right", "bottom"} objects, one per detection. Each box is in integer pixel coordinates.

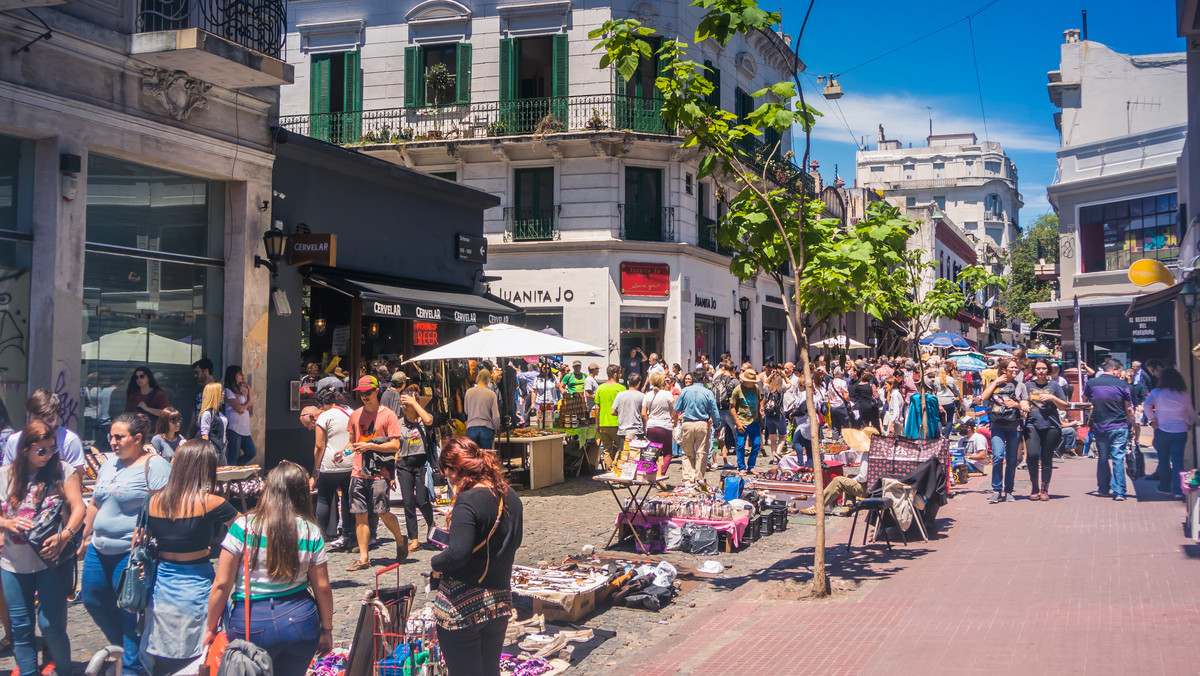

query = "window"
[
  {"left": 0, "top": 135, "right": 32, "bottom": 421},
  {"left": 703, "top": 59, "right": 721, "bottom": 109},
  {"left": 512, "top": 167, "right": 555, "bottom": 241},
  {"left": 685, "top": 173, "right": 694, "bottom": 196},
  {"left": 964, "top": 221, "right": 978, "bottom": 230},
  {"left": 985, "top": 161, "right": 1001, "bottom": 174},
  {"left": 83, "top": 154, "right": 224, "bottom": 443},
  {"left": 524, "top": 310, "right": 563, "bottom": 335},
  {"left": 870, "top": 166, "right": 884, "bottom": 173},
  {"left": 903, "top": 163, "right": 914, "bottom": 179},
  {"left": 430, "top": 171, "right": 456, "bottom": 181},
  {"left": 934, "top": 196, "right": 946, "bottom": 211},
  {"left": 932, "top": 162, "right": 944, "bottom": 170},
  {"left": 985, "top": 194, "right": 1002, "bottom": 220},
  {"left": 1079, "top": 192, "right": 1180, "bottom": 273},
  {"left": 498, "top": 34, "right": 568, "bottom": 133},
  {"left": 905, "top": 196, "right": 916, "bottom": 208},
  {"left": 405, "top": 42, "right": 472, "bottom": 107},
  {"left": 310, "top": 51, "right": 362, "bottom": 143},
  {"left": 623, "top": 167, "right": 664, "bottom": 242}
]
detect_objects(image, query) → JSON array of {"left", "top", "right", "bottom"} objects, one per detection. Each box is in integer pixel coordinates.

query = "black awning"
[
  {"left": 1126, "top": 282, "right": 1183, "bottom": 316},
  {"left": 306, "top": 268, "right": 521, "bottom": 325}
]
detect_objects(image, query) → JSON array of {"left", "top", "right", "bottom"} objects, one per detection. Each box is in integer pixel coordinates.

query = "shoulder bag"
[
  {"left": 116, "top": 459, "right": 157, "bottom": 612},
  {"left": 26, "top": 475, "right": 83, "bottom": 567},
  {"left": 207, "top": 521, "right": 271, "bottom": 675}
]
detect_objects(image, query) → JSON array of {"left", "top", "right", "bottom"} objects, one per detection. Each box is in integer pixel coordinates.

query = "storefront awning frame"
[{"left": 303, "top": 265, "right": 522, "bottom": 325}]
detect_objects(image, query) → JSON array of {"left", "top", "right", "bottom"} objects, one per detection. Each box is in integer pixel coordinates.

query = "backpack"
[
  {"left": 712, "top": 375, "right": 735, "bottom": 410},
  {"left": 763, "top": 390, "right": 783, "bottom": 418}
]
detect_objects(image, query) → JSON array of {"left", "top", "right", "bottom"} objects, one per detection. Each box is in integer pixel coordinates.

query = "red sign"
[
  {"left": 413, "top": 322, "right": 440, "bottom": 347},
  {"left": 620, "top": 262, "right": 670, "bottom": 297}
]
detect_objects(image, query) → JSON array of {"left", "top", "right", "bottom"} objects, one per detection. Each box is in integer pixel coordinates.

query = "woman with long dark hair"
[
  {"left": 311, "top": 387, "right": 352, "bottom": 549},
  {"left": 124, "top": 366, "right": 170, "bottom": 417},
  {"left": 1145, "top": 367, "right": 1197, "bottom": 498},
  {"left": 432, "top": 438, "right": 523, "bottom": 676},
  {"left": 204, "top": 461, "right": 334, "bottom": 675},
  {"left": 150, "top": 407, "right": 183, "bottom": 461},
  {"left": 223, "top": 365, "right": 256, "bottom": 465},
  {"left": 0, "top": 421, "right": 84, "bottom": 676},
  {"left": 141, "top": 440, "right": 238, "bottom": 675},
  {"left": 1021, "top": 359, "right": 1070, "bottom": 500}
]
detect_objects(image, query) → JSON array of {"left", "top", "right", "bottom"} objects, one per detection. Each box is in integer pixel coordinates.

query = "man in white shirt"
[
  {"left": 802, "top": 457, "right": 869, "bottom": 515},
  {"left": 613, "top": 374, "right": 646, "bottom": 439},
  {"left": 2, "top": 390, "right": 85, "bottom": 475},
  {"left": 584, "top": 363, "right": 601, "bottom": 410},
  {"left": 647, "top": 353, "right": 666, "bottom": 379}
]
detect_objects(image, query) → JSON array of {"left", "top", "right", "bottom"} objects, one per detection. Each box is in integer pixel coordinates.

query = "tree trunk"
[{"left": 794, "top": 271, "right": 828, "bottom": 597}]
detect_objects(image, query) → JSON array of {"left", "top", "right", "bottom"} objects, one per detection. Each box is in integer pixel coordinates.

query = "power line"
[
  {"left": 833, "top": 0, "right": 1001, "bottom": 77},
  {"left": 967, "top": 17, "right": 990, "bottom": 142}
]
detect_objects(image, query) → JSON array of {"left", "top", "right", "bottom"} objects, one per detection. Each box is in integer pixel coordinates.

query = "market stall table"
[
  {"left": 544, "top": 426, "right": 601, "bottom": 472},
  {"left": 614, "top": 512, "right": 752, "bottom": 551},
  {"left": 1183, "top": 472, "right": 1200, "bottom": 541},
  {"left": 496, "top": 433, "right": 566, "bottom": 490},
  {"left": 593, "top": 474, "right": 657, "bottom": 551}
]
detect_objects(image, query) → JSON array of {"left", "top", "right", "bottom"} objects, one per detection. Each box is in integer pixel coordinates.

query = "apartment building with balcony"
[
  {"left": 1032, "top": 29, "right": 1186, "bottom": 368},
  {"left": 0, "top": 0, "right": 292, "bottom": 453},
  {"left": 278, "top": 0, "right": 809, "bottom": 366},
  {"left": 856, "top": 127, "right": 1023, "bottom": 253}
]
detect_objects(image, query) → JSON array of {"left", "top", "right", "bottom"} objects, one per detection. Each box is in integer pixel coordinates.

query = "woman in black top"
[
  {"left": 1021, "top": 359, "right": 1071, "bottom": 501},
  {"left": 849, "top": 370, "right": 880, "bottom": 432},
  {"left": 142, "top": 440, "right": 238, "bottom": 676},
  {"left": 432, "top": 437, "right": 523, "bottom": 676}
]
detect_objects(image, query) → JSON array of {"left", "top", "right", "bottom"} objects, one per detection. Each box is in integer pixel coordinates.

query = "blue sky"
[{"left": 781, "top": 0, "right": 1184, "bottom": 224}]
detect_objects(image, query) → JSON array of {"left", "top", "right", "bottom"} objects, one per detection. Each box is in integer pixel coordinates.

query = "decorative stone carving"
[{"left": 141, "top": 68, "right": 211, "bottom": 121}]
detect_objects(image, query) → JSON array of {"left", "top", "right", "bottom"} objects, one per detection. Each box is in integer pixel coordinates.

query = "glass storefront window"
[
  {"left": 1079, "top": 192, "right": 1180, "bottom": 273},
  {"left": 82, "top": 156, "right": 223, "bottom": 443}
]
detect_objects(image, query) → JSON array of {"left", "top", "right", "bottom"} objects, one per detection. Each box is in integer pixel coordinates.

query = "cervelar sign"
[{"left": 365, "top": 300, "right": 510, "bottom": 325}]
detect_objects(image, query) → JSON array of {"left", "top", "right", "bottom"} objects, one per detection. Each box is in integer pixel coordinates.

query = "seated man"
[
  {"left": 956, "top": 420, "right": 990, "bottom": 473},
  {"left": 800, "top": 457, "right": 868, "bottom": 515},
  {"left": 1060, "top": 417, "right": 1081, "bottom": 456}
]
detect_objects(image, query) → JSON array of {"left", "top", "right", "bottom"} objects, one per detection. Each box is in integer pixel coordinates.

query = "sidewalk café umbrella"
[
  {"left": 81, "top": 327, "right": 202, "bottom": 365},
  {"left": 985, "top": 343, "right": 1018, "bottom": 351},
  {"left": 948, "top": 350, "right": 986, "bottom": 359},
  {"left": 405, "top": 323, "right": 603, "bottom": 362},
  {"left": 810, "top": 335, "right": 869, "bottom": 349},
  {"left": 918, "top": 332, "right": 970, "bottom": 349},
  {"left": 950, "top": 355, "right": 988, "bottom": 373}
]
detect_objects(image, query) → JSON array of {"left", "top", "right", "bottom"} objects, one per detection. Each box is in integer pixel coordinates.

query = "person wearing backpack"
[
  {"left": 762, "top": 374, "right": 787, "bottom": 463},
  {"left": 710, "top": 361, "right": 738, "bottom": 469},
  {"left": 981, "top": 359, "right": 1027, "bottom": 503}
]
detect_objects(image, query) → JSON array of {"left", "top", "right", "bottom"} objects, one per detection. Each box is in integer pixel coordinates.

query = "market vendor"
[{"left": 801, "top": 456, "right": 870, "bottom": 516}]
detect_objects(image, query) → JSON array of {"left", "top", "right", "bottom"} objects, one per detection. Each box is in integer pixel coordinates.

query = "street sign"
[
  {"left": 289, "top": 234, "right": 337, "bottom": 266},
  {"left": 456, "top": 234, "right": 487, "bottom": 263}
]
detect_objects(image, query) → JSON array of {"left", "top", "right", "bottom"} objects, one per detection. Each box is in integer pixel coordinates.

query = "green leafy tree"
[
  {"left": 592, "top": 0, "right": 1001, "bottom": 595},
  {"left": 1003, "top": 214, "right": 1059, "bottom": 324}
]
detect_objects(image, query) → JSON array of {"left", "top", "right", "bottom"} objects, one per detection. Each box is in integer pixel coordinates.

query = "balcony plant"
[
  {"left": 585, "top": 108, "right": 609, "bottom": 130},
  {"left": 424, "top": 62, "right": 456, "bottom": 135},
  {"left": 486, "top": 120, "right": 511, "bottom": 137},
  {"left": 534, "top": 113, "right": 564, "bottom": 138}
]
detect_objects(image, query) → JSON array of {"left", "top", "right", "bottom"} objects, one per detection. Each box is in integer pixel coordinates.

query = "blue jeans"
[
  {"left": 735, "top": 421, "right": 761, "bottom": 472},
  {"left": 226, "top": 430, "right": 258, "bottom": 465},
  {"left": 466, "top": 425, "right": 496, "bottom": 450},
  {"left": 1153, "top": 429, "right": 1188, "bottom": 494},
  {"left": 81, "top": 546, "right": 144, "bottom": 676},
  {"left": 1093, "top": 426, "right": 1129, "bottom": 497},
  {"left": 990, "top": 427, "right": 1023, "bottom": 493},
  {"left": 228, "top": 592, "right": 321, "bottom": 676},
  {"left": 2, "top": 564, "right": 72, "bottom": 676}
]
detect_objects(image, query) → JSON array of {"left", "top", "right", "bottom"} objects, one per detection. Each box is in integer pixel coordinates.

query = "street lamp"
[
  {"left": 738, "top": 296, "right": 751, "bottom": 314},
  {"left": 817, "top": 75, "right": 843, "bottom": 100},
  {"left": 255, "top": 221, "right": 289, "bottom": 277},
  {"left": 1181, "top": 280, "right": 1198, "bottom": 317}
]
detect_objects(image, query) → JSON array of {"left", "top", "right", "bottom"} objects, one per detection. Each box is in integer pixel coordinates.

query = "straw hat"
[{"left": 740, "top": 368, "right": 758, "bottom": 383}]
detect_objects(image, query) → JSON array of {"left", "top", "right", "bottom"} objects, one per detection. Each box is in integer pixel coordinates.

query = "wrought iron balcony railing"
[
  {"left": 503, "top": 206, "right": 560, "bottom": 242},
  {"left": 698, "top": 215, "right": 735, "bottom": 256},
  {"left": 136, "top": 0, "right": 285, "bottom": 58},
  {"left": 619, "top": 205, "right": 674, "bottom": 243}
]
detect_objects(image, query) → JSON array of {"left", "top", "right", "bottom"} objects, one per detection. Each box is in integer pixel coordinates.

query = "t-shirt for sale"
[
  {"left": 613, "top": 389, "right": 645, "bottom": 436},
  {"left": 1022, "top": 380, "right": 1065, "bottom": 429},
  {"left": 348, "top": 405, "right": 402, "bottom": 480},
  {"left": 594, "top": 382, "right": 624, "bottom": 428}
]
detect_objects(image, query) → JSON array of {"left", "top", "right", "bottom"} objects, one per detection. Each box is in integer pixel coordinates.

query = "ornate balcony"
[
  {"left": 619, "top": 205, "right": 674, "bottom": 243},
  {"left": 503, "top": 206, "right": 560, "bottom": 242}
]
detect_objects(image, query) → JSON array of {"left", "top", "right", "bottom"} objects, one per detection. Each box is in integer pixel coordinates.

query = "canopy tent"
[
  {"left": 949, "top": 355, "right": 987, "bottom": 373},
  {"left": 985, "top": 343, "right": 1018, "bottom": 351},
  {"left": 81, "top": 327, "right": 203, "bottom": 365},
  {"left": 405, "top": 323, "right": 602, "bottom": 362},
  {"left": 988, "top": 349, "right": 1014, "bottom": 357},
  {"left": 948, "top": 350, "right": 986, "bottom": 360},
  {"left": 918, "top": 332, "right": 970, "bottom": 349},
  {"left": 810, "top": 335, "right": 869, "bottom": 349}
]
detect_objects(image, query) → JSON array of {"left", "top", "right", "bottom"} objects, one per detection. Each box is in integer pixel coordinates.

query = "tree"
[
  {"left": 592, "top": 0, "right": 1001, "bottom": 595},
  {"left": 1003, "top": 214, "right": 1059, "bottom": 324}
]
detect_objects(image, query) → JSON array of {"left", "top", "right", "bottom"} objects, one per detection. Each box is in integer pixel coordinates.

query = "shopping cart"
[{"left": 344, "top": 563, "right": 439, "bottom": 676}]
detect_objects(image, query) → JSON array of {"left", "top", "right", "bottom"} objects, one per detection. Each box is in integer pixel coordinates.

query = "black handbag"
[
  {"left": 25, "top": 488, "right": 82, "bottom": 567},
  {"left": 116, "top": 461, "right": 157, "bottom": 612}
]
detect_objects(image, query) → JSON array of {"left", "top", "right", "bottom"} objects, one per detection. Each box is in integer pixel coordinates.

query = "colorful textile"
[{"left": 433, "top": 575, "right": 513, "bottom": 631}]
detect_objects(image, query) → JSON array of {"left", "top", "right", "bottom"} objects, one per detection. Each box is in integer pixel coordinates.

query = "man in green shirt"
[
  {"left": 561, "top": 360, "right": 587, "bottom": 394},
  {"left": 594, "top": 364, "right": 626, "bottom": 471},
  {"left": 559, "top": 359, "right": 590, "bottom": 424}
]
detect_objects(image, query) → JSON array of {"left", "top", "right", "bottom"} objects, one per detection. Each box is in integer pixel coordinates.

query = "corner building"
[{"left": 279, "top": 0, "right": 812, "bottom": 366}]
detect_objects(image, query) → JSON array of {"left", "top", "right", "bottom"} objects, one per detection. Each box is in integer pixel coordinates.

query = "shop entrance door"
[{"left": 620, "top": 313, "right": 663, "bottom": 378}]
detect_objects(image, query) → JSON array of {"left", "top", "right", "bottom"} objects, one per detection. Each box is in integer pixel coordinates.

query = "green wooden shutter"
[
  {"left": 342, "top": 50, "right": 362, "bottom": 142},
  {"left": 734, "top": 87, "right": 749, "bottom": 122},
  {"left": 310, "top": 54, "right": 332, "bottom": 141},
  {"left": 404, "top": 46, "right": 419, "bottom": 107},
  {"left": 455, "top": 43, "right": 472, "bottom": 104},
  {"left": 705, "top": 60, "right": 721, "bottom": 109},
  {"left": 498, "top": 38, "right": 515, "bottom": 102},
  {"left": 551, "top": 33, "right": 568, "bottom": 125}
]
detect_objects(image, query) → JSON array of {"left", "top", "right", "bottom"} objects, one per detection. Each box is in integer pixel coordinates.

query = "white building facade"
[
  {"left": 1033, "top": 30, "right": 1186, "bottom": 368},
  {"left": 279, "top": 0, "right": 809, "bottom": 367},
  {"left": 856, "top": 128, "right": 1023, "bottom": 253}
]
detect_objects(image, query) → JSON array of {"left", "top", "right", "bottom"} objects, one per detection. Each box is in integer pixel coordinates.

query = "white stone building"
[
  {"left": 856, "top": 128, "right": 1023, "bottom": 253},
  {"left": 0, "top": 1, "right": 292, "bottom": 452},
  {"left": 1032, "top": 30, "right": 1186, "bottom": 368},
  {"left": 278, "top": 0, "right": 814, "bottom": 367}
]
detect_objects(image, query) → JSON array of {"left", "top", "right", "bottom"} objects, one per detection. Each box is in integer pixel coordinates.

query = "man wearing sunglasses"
[{"left": 1, "top": 390, "right": 85, "bottom": 476}]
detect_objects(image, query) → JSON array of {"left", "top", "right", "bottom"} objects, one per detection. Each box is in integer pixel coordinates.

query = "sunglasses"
[
  {"left": 32, "top": 445, "right": 56, "bottom": 457},
  {"left": 136, "top": 373, "right": 148, "bottom": 380}
]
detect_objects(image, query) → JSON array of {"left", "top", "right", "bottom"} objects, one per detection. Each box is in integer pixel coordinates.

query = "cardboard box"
[{"left": 531, "top": 588, "right": 597, "bottom": 622}]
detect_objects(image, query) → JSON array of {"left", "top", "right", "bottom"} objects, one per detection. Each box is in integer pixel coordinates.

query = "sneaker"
[
  {"left": 1113, "top": 495, "right": 1126, "bottom": 501},
  {"left": 1174, "top": 493, "right": 1184, "bottom": 499},
  {"left": 1004, "top": 493, "right": 1016, "bottom": 502},
  {"left": 988, "top": 491, "right": 1002, "bottom": 504},
  {"left": 1157, "top": 487, "right": 1174, "bottom": 496},
  {"left": 327, "top": 537, "right": 346, "bottom": 550}
]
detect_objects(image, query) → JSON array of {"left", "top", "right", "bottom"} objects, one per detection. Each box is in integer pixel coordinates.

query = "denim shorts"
[{"left": 763, "top": 416, "right": 787, "bottom": 436}]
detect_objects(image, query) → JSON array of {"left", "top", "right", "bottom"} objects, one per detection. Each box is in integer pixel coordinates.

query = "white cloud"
[{"left": 803, "top": 91, "right": 1060, "bottom": 154}]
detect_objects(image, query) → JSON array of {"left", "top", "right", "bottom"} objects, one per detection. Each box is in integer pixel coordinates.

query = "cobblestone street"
[{"left": 12, "top": 460, "right": 824, "bottom": 674}]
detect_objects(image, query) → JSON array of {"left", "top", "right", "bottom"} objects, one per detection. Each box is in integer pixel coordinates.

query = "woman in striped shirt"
[{"left": 203, "top": 461, "right": 334, "bottom": 675}]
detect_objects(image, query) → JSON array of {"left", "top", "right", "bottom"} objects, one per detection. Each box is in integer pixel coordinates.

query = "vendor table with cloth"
[
  {"left": 594, "top": 475, "right": 657, "bottom": 551},
  {"left": 496, "top": 433, "right": 566, "bottom": 489},
  {"left": 544, "top": 427, "right": 601, "bottom": 473},
  {"left": 1183, "top": 473, "right": 1200, "bottom": 541},
  {"left": 614, "top": 512, "right": 751, "bottom": 551}
]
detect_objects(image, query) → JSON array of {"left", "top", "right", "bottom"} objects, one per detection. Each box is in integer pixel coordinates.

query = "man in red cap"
[{"left": 346, "top": 375, "right": 409, "bottom": 569}]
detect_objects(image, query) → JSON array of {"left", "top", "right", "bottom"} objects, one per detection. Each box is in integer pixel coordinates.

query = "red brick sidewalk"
[{"left": 624, "top": 455, "right": 1200, "bottom": 675}]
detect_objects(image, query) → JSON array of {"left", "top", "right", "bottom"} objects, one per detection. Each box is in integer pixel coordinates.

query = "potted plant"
[
  {"left": 585, "top": 108, "right": 608, "bottom": 130},
  {"left": 424, "top": 62, "right": 456, "bottom": 134},
  {"left": 534, "top": 113, "right": 564, "bottom": 137}
]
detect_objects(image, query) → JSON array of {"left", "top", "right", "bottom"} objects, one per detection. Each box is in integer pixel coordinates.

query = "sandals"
[
  {"left": 531, "top": 634, "right": 569, "bottom": 660},
  {"left": 346, "top": 560, "right": 371, "bottom": 571}
]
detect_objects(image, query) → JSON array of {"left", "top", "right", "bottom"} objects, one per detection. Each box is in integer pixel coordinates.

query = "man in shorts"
[{"left": 347, "top": 375, "right": 410, "bottom": 570}]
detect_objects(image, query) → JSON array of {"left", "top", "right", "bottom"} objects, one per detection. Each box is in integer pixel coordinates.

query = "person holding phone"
[
  {"left": 1021, "top": 359, "right": 1071, "bottom": 500},
  {"left": 981, "top": 359, "right": 1027, "bottom": 503}
]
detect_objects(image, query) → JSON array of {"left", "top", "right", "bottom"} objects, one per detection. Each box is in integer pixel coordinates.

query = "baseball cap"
[
  {"left": 354, "top": 375, "right": 379, "bottom": 392},
  {"left": 572, "top": 360, "right": 582, "bottom": 366},
  {"left": 390, "top": 371, "right": 408, "bottom": 385}
]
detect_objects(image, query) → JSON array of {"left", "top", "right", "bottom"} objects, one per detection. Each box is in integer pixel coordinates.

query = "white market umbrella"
[
  {"left": 810, "top": 335, "right": 869, "bottom": 349},
  {"left": 988, "top": 349, "right": 1013, "bottom": 358},
  {"left": 81, "top": 327, "right": 202, "bottom": 365},
  {"left": 406, "top": 323, "right": 602, "bottom": 361}
]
